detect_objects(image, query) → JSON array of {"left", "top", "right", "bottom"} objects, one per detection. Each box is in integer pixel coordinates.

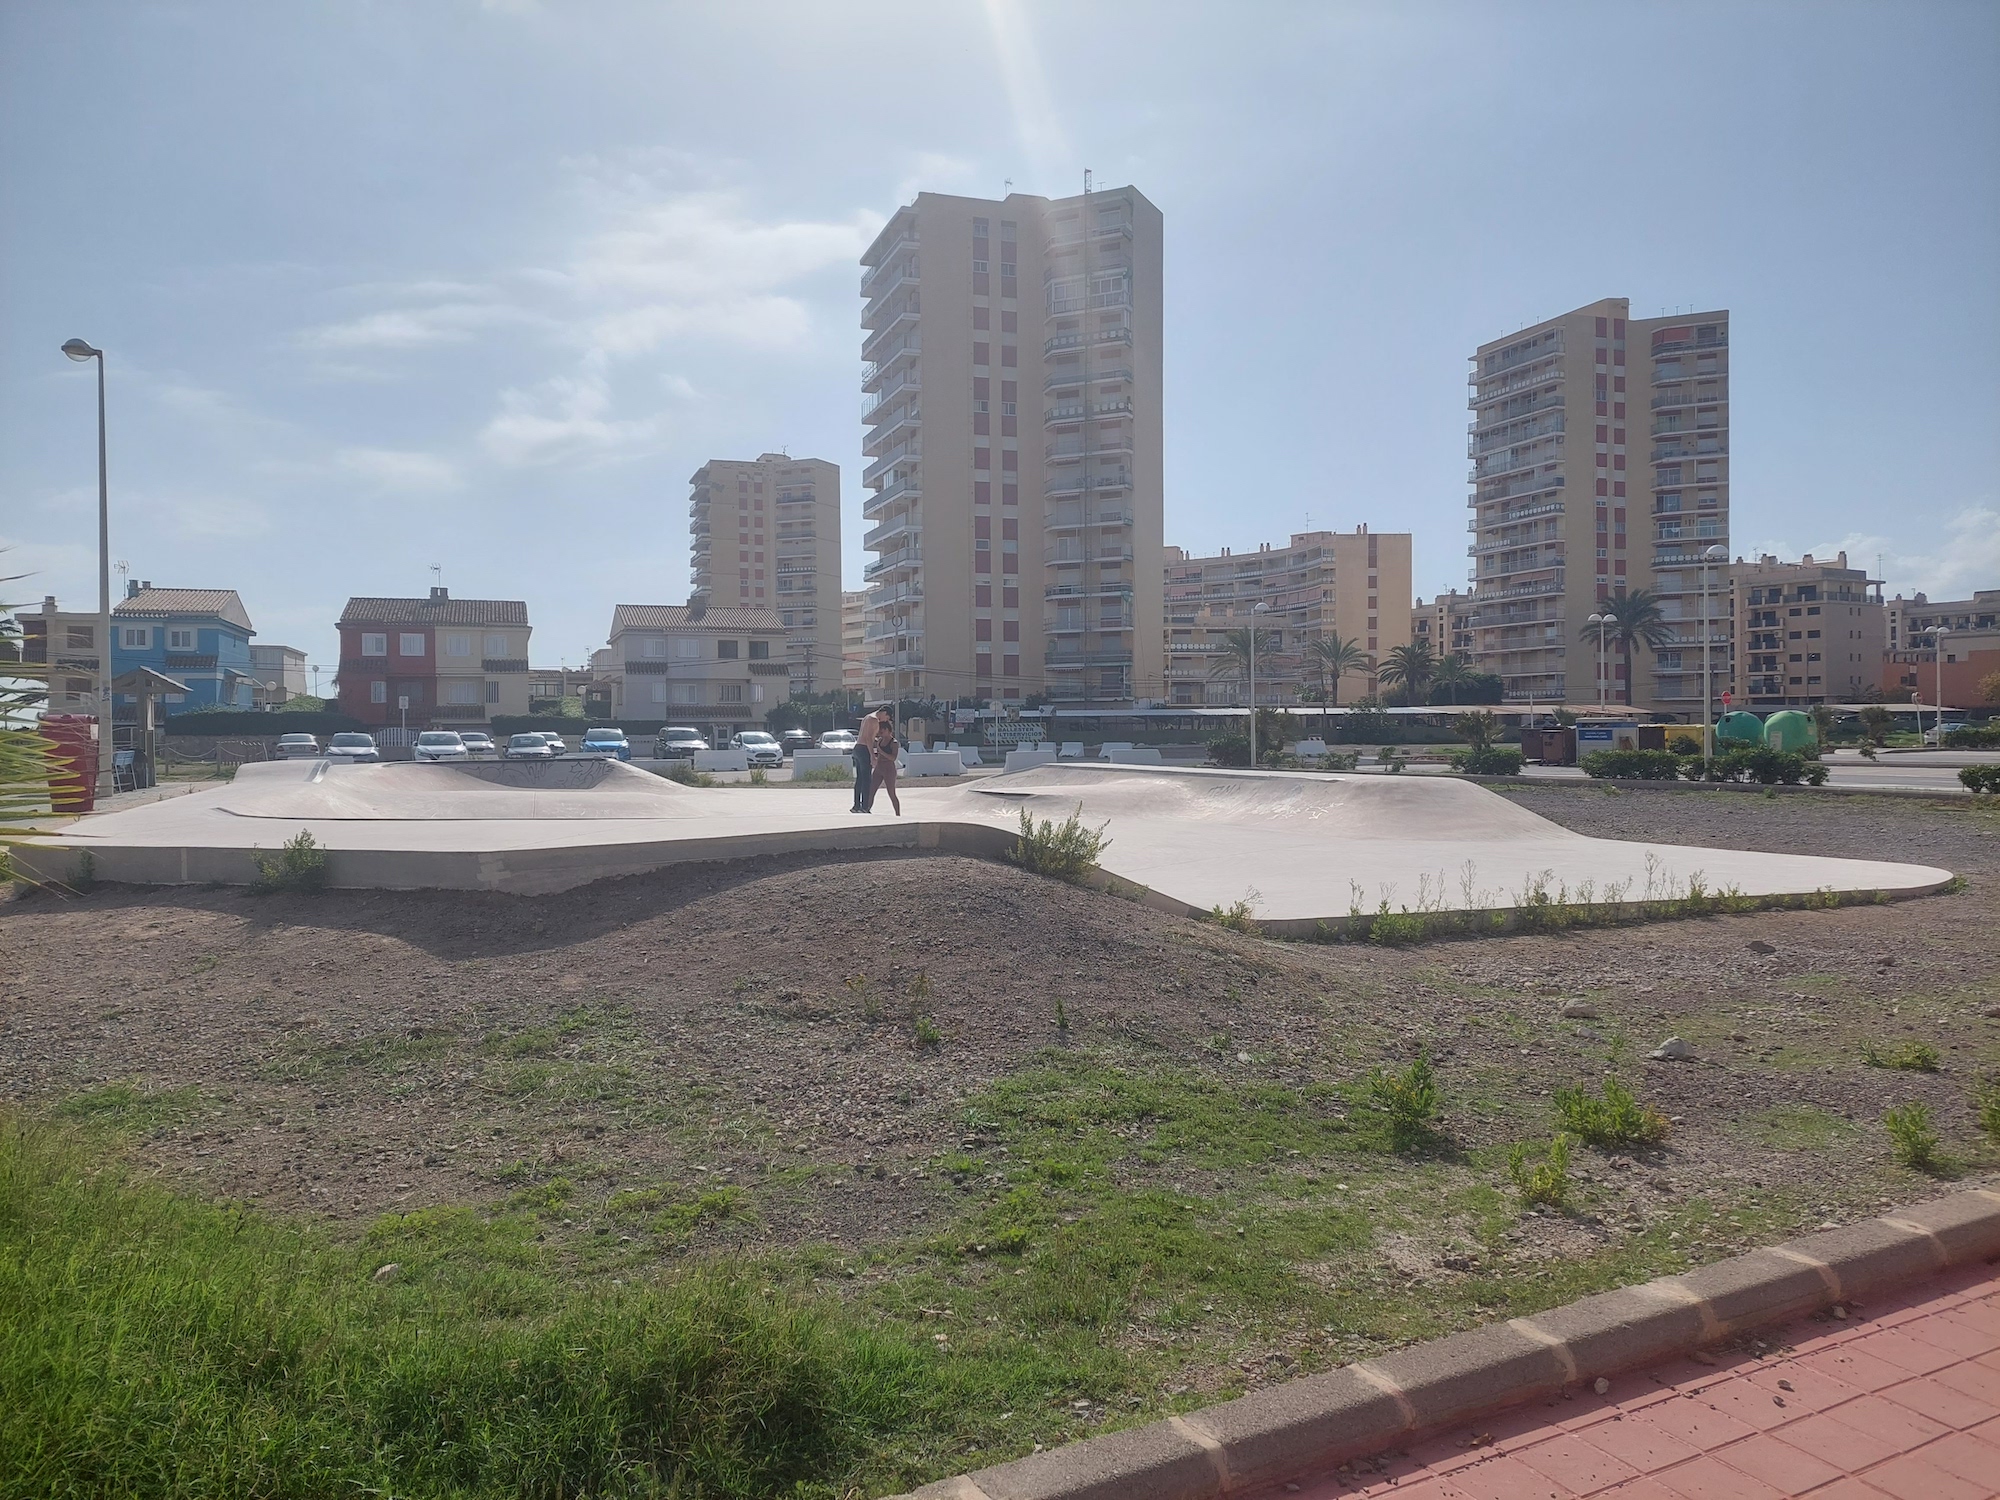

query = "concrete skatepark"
[{"left": 17, "top": 758, "right": 1956, "bottom": 924}]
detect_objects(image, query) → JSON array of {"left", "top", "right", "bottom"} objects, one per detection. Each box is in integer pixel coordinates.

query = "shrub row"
[{"left": 1580, "top": 746, "right": 1828, "bottom": 786}]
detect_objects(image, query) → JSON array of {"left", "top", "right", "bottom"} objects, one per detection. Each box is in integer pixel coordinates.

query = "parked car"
[
  {"left": 324, "top": 732, "right": 380, "bottom": 764},
  {"left": 414, "top": 730, "right": 469, "bottom": 762},
  {"left": 654, "top": 726, "right": 709, "bottom": 759},
  {"left": 273, "top": 732, "right": 321, "bottom": 760},
  {"left": 818, "top": 728, "right": 858, "bottom": 751},
  {"left": 1925, "top": 722, "right": 1970, "bottom": 746},
  {"left": 541, "top": 731, "right": 569, "bottom": 755},
  {"left": 460, "top": 731, "right": 496, "bottom": 757},
  {"left": 731, "top": 730, "right": 784, "bottom": 769},
  {"left": 503, "top": 732, "right": 555, "bottom": 761},
  {"left": 779, "top": 728, "right": 815, "bottom": 756},
  {"left": 580, "top": 727, "right": 631, "bottom": 761}
]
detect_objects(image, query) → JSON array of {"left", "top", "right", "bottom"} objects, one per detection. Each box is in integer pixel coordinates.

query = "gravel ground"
[{"left": 3, "top": 784, "right": 1995, "bottom": 1256}]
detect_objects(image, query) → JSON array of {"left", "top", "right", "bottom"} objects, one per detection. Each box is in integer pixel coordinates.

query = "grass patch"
[
  {"left": 794, "top": 764, "right": 852, "bottom": 786},
  {"left": 1360, "top": 1052, "right": 1440, "bottom": 1151},
  {"left": 0, "top": 1116, "right": 925, "bottom": 1500},
  {"left": 1507, "top": 1133, "right": 1573, "bottom": 1208},
  {"left": 1738, "top": 1104, "right": 1859, "bottom": 1151},
  {"left": 51, "top": 1082, "right": 202, "bottom": 1135},
  {"left": 1883, "top": 1103, "right": 1943, "bottom": 1173},
  {"left": 1551, "top": 1078, "right": 1669, "bottom": 1148},
  {"left": 1862, "top": 1040, "right": 1942, "bottom": 1072}
]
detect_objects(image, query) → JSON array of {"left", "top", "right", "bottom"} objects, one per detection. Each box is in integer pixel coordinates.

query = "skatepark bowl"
[{"left": 15, "top": 759, "right": 1956, "bottom": 928}]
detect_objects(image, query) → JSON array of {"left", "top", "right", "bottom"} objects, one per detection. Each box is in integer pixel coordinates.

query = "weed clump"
[
  {"left": 1975, "top": 1079, "right": 2000, "bottom": 1146},
  {"left": 662, "top": 762, "right": 716, "bottom": 787},
  {"left": 1362, "top": 1051, "right": 1439, "bottom": 1150},
  {"left": 1210, "top": 895, "right": 1259, "bottom": 933},
  {"left": 251, "top": 830, "right": 328, "bottom": 894},
  {"left": 1008, "top": 804, "right": 1110, "bottom": 883},
  {"left": 1552, "top": 1078, "right": 1669, "bottom": 1148},
  {"left": 1883, "top": 1103, "right": 1942, "bottom": 1172},
  {"left": 1508, "top": 1133, "right": 1572, "bottom": 1208},
  {"left": 794, "top": 764, "right": 853, "bottom": 786},
  {"left": 1862, "top": 1040, "right": 1941, "bottom": 1073}
]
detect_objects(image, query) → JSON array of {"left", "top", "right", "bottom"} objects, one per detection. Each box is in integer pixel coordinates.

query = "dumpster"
[
  {"left": 40, "top": 712, "right": 100, "bottom": 814},
  {"left": 1763, "top": 709, "right": 1817, "bottom": 752},
  {"left": 1716, "top": 711, "right": 1764, "bottom": 748}
]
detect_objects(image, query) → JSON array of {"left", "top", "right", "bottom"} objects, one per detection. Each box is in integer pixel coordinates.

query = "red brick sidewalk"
[{"left": 1303, "top": 1263, "right": 2000, "bottom": 1499}]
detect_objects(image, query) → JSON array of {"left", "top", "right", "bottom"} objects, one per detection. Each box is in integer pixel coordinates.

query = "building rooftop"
[
  {"left": 610, "top": 604, "right": 787, "bottom": 634},
  {"left": 338, "top": 590, "right": 528, "bottom": 627},
  {"left": 113, "top": 587, "right": 254, "bottom": 632}
]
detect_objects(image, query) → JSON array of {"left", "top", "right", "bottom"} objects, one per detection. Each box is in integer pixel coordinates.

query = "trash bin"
[{"left": 40, "top": 712, "right": 100, "bottom": 814}]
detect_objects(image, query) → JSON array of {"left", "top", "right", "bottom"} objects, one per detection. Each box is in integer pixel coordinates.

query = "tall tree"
[
  {"left": 1206, "top": 627, "right": 1280, "bottom": 706},
  {"left": 1579, "top": 590, "right": 1671, "bottom": 706},
  {"left": 1375, "top": 639, "right": 1437, "bottom": 705},
  {"left": 1430, "top": 652, "right": 1476, "bottom": 705},
  {"left": 1303, "top": 634, "right": 1370, "bottom": 707}
]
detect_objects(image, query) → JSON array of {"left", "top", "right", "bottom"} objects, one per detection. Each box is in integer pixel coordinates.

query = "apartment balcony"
[
  {"left": 860, "top": 338, "right": 920, "bottom": 391},
  {"left": 860, "top": 234, "right": 918, "bottom": 293},
  {"left": 868, "top": 582, "right": 924, "bottom": 611},
  {"left": 867, "top": 649, "right": 925, "bottom": 670},
  {"left": 1472, "top": 334, "right": 1565, "bottom": 381},
  {"left": 774, "top": 562, "right": 816, "bottom": 579},
  {"left": 1044, "top": 365, "right": 1132, "bottom": 393},
  {"left": 1651, "top": 384, "right": 1726, "bottom": 411},
  {"left": 1471, "top": 445, "right": 1562, "bottom": 484},
  {"left": 864, "top": 475, "right": 920, "bottom": 518},
  {"left": 861, "top": 549, "right": 919, "bottom": 584},
  {"left": 1652, "top": 549, "right": 1726, "bottom": 569},
  {"left": 1480, "top": 553, "right": 1566, "bottom": 580},
  {"left": 863, "top": 442, "right": 919, "bottom": 488},
  {"left": 1043, "top": 327, "right": 1133, "bottom": 358},
  {"left": 1044, "top": 649, "right": 1135, "bottom": 671},
  {"left": 862, "top": 369, "right": 920, "bottom": 420},
  {"left": 1045, "top": 581, "right": 1134, "bottom": 600},
  {"left": 1474, "top": 471, "right": 1566, "bottom": 504},
  {"left": 860, "top": 265, "right": 920, "bottom": 326},
  {"left": 862, "top": 406, "right": 921, "bottom": 458},
  {"left": 1474, "top": 577, "right": 1567, "bottom": 602},
  {"left": 1044, "top": 471, "right": 1132, "bottom": 499},
  {"left": 861, "top": 304, "right": 921, "bottom": 365},
  {"left": 1475, "top": 500, "right": 1566, "bottom": 529},
  {"left": 1469, "top": 415, "right": 1565, "bottom": 457},
  {"left": 1470, "top": 535, "right": 1555, "bottom": 556},
  {"left": 1044, "top": 397, "right": 1135, "bottom": 426},
  {"left": 1649, "top": 330, "right": 1728, "bottom": 356},
  {"left": 1469, "top": 391, "right": 1565, "bottom": 433},
  {"left": 1468, "top": 360, "right": 1564, "bottom": 408},
  {"left": 1044, "top": 507, "right": 1134, "bottom": 532},
  {"left": 863, "top": 508, "right": 921, "bottom": 549},
  {"left": 862, "top": 618, "right": 918, "bottom": 643},
  {"left": 1650, "top": 442, "right": 1727, "bottom": 464},
  {"left": 1045, "top": 437, "right": 1135, "bottom": 463}
]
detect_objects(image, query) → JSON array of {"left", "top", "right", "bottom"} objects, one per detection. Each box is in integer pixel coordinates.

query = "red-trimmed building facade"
[{"left": 334, "top": 589, "right": 531, "bottom": 729}]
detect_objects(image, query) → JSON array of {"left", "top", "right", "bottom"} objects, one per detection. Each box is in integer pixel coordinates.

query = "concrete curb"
[
  {"left": 886, "top": 1187, "right": 2000, "bottom": 1500},
  {"left": 1480, "top": 773, "right": 1971, "bottom": 803}
]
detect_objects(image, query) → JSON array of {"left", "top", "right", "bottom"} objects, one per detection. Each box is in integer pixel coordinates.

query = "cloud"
[
  {"left": 896, "top": 151, "right": 978, "bottom": 207},
  {"left": 1750, "top": 503, "right": 2000, "bottom": 600},
  {"left": 335, "top": 447, "right": 463, "bottom": 493},
  {"left": 982, "top": 0, "right": 1069, "bottom": 189},
  {"left": 303, "top": 300, "right": 543, "bottom": 351},
  {"left": 168, "top": 492, "right": 273, "bottom": 538},
  {"left": 479, "top": 354, "right": 657, "bottom": 467}
]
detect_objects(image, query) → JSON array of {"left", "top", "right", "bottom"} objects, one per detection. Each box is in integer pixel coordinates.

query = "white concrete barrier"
[
  {"left": 1004, "top": 748, "right": 1060, "bottom": 772},
  {"left": 693, "top": 748, "right": 749, "bottom": 772},
  {"left": 790, "top": 750, "right": 851, "bottom": 777},
  {"left": 1107, "top": 746, "right": 1164, "bottom": 765},
  {"left": 902, "top": 750, "right": 966, "bottom": 778}
]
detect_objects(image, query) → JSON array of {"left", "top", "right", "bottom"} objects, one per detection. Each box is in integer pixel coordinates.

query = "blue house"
[{"left": 111, "top": 583, "right": 258, "bottom": 716}]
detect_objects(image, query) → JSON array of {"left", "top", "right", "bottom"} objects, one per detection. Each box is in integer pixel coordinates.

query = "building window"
[
  {"left": 121, "top": 626, "right": 150, "bottom": 648},
  {"left": 671, "top": 683, "right": 697, "bottom": 704},
  {"left": 485, "top": 680, "right": 499, "bottom": 703},
  {"left": 484, "top": 634, "right": 509, "bottom": 656},
  {"left": 717, "top": 639, "right": 739, "bottom": 660},
  {"left": 651, "top": 681, "right": 670, "bottom": 704},
  {"left": 749, "top": 640, "right": 770, "bottom": 660},
  {"left": 166, "top": 628, "right": 196, "bottom": 650},
  {"left": 644, "top": 637, "right": 667, "bottom": 657},
  {"left": 398, "top": 633, "right": 425, "bottom": 657},
  {"left": 361, "top": 633, "right": 387, "bottom": 656},
  {"left": 447, "top": 681, "right": 479, "bottom": 705},
  {"left": 370, "top": 681, "right": 387, "bottom": 704},
  {"left": 675, "top": 637, "right": 700, "bottom": 660},
  {"left": 445, "top": 633, "right": 472, "bottom": 657},
  {"left": 719, "top": 684, "right": 743, "bottom": 703},
  {"left": 65, "top": 625, "right": 93, "bottom": 649}
]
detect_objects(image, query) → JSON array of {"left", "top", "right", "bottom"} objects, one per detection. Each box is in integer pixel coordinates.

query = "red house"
[{"left": 335, "top": 588, "right": 531, "bottom": 729}]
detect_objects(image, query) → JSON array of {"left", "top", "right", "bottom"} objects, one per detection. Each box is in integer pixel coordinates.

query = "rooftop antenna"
[
  {"left": 1083, "top": 168, "right": 1092, "bottom": 195},
  {"left": 1004, "top": 177, "right": 1012, "bottom": 195},
  {"left": 430, "top": 563, "right": 442, "bottom": 586}
]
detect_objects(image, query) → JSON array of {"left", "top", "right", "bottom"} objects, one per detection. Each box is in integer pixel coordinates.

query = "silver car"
[
  {"left": 731, "top": 730, "right": 784, "bottom": 769},
  {"left": 460, "top": 731, "right": 497, "bottom": 757},
  {"left": 414, "top": 730, "right": 469, "bottom": 762},
  {"left": 274, "top": 732, "right": 321, "bottom": 760},
  {"left": 324, "top": 732, "right": 380, "bottom": 764},
  {"left": 504, "top": 733, "right": 555, "bottom": 761}
]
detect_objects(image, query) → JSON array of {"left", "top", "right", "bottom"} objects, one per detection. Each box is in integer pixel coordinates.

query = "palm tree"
[
  {"left": 1375, "top": 639, "right": 1437, "bottom": 706},
  {"left": 1303, "top": 634, "right": 1370, "bottom": 707},
  {"left": 1206, "top": 627, "right": 1280, "bottom": 706},
  {"left": 1579, "top": 590, "right": 1671, "bottom": 706},
  {"left": 1431, "top": 652, "right": 1476, "bottom": 705}
]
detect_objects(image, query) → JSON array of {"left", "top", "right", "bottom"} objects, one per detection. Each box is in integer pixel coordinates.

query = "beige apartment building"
[
  {"left": 1465, "top": 298, "right": 1731, "bottom": 714},
  {"left": 1162, "top": 529, "right": 1411, "bottom": 706},
  {"left": 840, "top": 589, "right": 868, "bottom": 697},
  {"left": 688, "top": 454, "right": 841, "bottom": 696},
  {"left": 1412, "top": 590, "right": 1475, "bottom": 661},
  {"left": 859, "top": 184, "right": 1164, "bottom": 707},
  {"left": 1730, "top": 553, "right": 1885, "bottom": 710},
  {"left": 599, "top": 603, "right": 789, "bottom": 732},
  {"left": 19, "top": 597, "right": 105, "bottom": 713}
]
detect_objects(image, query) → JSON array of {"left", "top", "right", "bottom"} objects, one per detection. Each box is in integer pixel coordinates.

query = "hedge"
[
  {"left": 163, "top": 710, "right": 363, "bottom": 736},
  {"left": 1580, "top": 749, "right": 1687, "bottom": 780},
  {"left": 1449, "top": 745, "right": 1524, "bottom": 775}
]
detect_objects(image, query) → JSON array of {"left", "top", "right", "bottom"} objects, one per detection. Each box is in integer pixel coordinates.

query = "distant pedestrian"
[
  {"left": 867, "top": 708, "right": 902, "bottom": 817},
  {"left": 849, "top": 714, "right": 874, "bottom": 812}
]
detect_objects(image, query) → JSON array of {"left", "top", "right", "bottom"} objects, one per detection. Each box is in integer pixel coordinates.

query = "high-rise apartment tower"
[
  {"left": 1465, "top": 299, "right": 1731, "bottom": 714},
  {"left": 858, "top": 186, "right": 1164, "bottom": 706},
  {"left": 689, "top": 454, "right": 842, "bottom": 696}
]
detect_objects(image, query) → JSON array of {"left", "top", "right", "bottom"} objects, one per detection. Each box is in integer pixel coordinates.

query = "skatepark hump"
[{"left": 16, "top": 760, "right": 1956, "bottom": 916}]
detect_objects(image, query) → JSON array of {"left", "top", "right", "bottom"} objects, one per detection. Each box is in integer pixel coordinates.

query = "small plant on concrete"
[
  {"left": 1862, "top": 1040, "right": 1941, "bottom": 1073},
  {"left": 1883, "top": 1103, "right": 1942, "bottom": 1172},
  {"left": 662, "top": 761, "right": 715, "bottom": 787},
  {"left": 1008, "top": 804, "right": 1110, "bottom": 884},
  {"left": 748, "top": 767, "right": 768, "bottom": 786},
  {"left": 251, "top": 830, "right": 328, "bottom": 894},
  {"left": 1508, "top": 1133, "right": 1572, "bottom": 1208},
  {"left": 1552, "top": 1077, "right": 1669, "bottom": 1147},
  {"left": 1363, "top": 1050, "right": 1439, "bottom": 1150}
]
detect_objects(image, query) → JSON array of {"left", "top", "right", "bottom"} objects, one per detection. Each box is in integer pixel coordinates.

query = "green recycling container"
[
  {"left": 1763, "top": 709, "right": 1817, "bottom": 752},
  {"left": 1715, "top": 711, "right": 1764, "bottom": 747}
]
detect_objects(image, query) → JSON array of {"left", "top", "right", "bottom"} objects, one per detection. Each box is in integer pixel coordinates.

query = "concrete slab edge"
[
  {"left": 882, "top": 1186, "right": 2000, "bottom": 1500},
  {"left": 1479, "top": 773, "right": 1972, "bottom": 803}
]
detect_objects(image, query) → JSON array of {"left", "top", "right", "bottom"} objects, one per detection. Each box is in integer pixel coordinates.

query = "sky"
[{"left": 3, "top": 0, "right": 1997, "bottom": 681}]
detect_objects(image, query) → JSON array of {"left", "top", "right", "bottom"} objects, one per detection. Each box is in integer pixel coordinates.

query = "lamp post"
[
  {"left": 1248, "top": 601, "right": 1270, "bottom": 767},
  {"left": 61, "top": 339, "right": 113, "bottom": 794},
  {"left": 1933, "top": 628, "right": 1950, "bottom": 743},
  {"left": 1700, "top": 544, "right": 1727, "bottom": 773},
  {"left": 1586, "top": 612, "right": 1610, "bottom": 707}
]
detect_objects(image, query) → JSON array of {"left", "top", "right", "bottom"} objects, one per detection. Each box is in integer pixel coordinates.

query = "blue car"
[{"left": 580, "top": 727, "right": 631, "bottom": 761}]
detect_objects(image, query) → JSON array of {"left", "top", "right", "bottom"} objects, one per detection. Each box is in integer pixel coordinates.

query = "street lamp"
[
  {"left": 1700, "top": 544, "right": 1728, "bottom": 774},
  {"left": 1586, "top": 612, "right": 1610, "bottom": 708},
  {"left": 61, "top": 338, "right": 113, "bottom": 795},
  {"left": 1248, "top": 601, "right": 1271, "bottom": 767},
  {"left": 1932, "top": 627, "right": 1950, "bottom": 743}
]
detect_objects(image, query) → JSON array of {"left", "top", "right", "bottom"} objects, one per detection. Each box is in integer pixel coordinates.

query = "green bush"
[
  {"left": 1362, "top": 1051, "right": 1439, "bottom": 1150},
  {"left": 1975, "top": 1078, "right": 2000, "bottom": 1146},
  {"left": 1579, "top": 749, "right": 1687, "bottom": 780},
  {"left": 1508, "top": 1133, "right": 1572, "bottom": 1208},
  {"left": 250, "top": 830, "right": 328, "bottom": 894},
  {"left": 1883, "top": 1103, "right": 1942, "bottom": 1172},
  {"left": 1689, "top": 747, "right": 1828, "bottom": 786},
  {"left": 1205, "top": 734, "right": 1250, "bottom": 767},
  {"left": 1008, "top": 804, "right": 1111, "bottom": 883},
  {"left": 1552, "top": 1078, "right": 1670, "bottom": 1147},
  {"left": 1941, "top": 724, "right": 2000, "bottom": 749},
  {"left": 661, "top": 762, "right": 716, "bottom": 787},
  {"left": 1960, "top": 765, "right": 2000, "bottom": 794},
  {"left": 1862, "top": 1040, "right": 1941, "bottom": 1072},
  {"left": 1447, "top": 745, "right": 1524, "bottom": 776}
]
